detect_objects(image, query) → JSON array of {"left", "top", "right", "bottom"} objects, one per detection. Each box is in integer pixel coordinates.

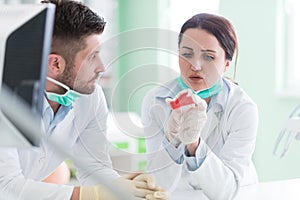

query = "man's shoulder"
[{"left": 74, "top": 85, "right": 106, "bottom": 107}]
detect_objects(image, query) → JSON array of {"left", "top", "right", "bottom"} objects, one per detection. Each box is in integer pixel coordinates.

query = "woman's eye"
[
  {"left": 203, "top": 54, "right": 214, "bottom": 61},
  {"left": 181, "top": 53, "right": 193, "bottom": 59}
]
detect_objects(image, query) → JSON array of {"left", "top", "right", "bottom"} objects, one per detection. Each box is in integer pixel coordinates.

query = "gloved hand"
[
  {"left": 115, "top": 173, "right": 169, "bottom": 200},
  {"left": 79, "top": 185, "right": 119, "bottom": 200},
  {"left": 79, "top": 173, "right": 169, "bottom": 200},
  {"left": 165, "top": 89, "right": 207, "bottom": 145}
]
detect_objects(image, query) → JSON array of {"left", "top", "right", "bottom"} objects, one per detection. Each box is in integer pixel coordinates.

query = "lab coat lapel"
[
  {"left": 206, "top": 110, "right": 223, "bottom": 150},
  {"left": 201, "top": 108, "right": 219, "bottom": 143},
  {"left": 31, "top": 110, "right": 75, "bottom": 177},
  {"left": 202, "top": 78, "right": 228, "bottom": 148},
  {"left": 50, "top": 109, "right": 76, "bottom": 147}
]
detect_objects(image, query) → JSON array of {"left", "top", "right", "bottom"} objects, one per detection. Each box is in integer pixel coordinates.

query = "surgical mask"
[
  {"left": 45, "top": 77, "right": 82, "bottom": 106},
  {"left": 176, "top": 76, "right": 222, "bottom": 99}
]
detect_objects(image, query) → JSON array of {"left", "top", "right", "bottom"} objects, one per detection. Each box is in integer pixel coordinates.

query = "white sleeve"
[
  {"left": 72, "top": 86, "right": 119, "bottom": 185},
  {"left": 0, "top": 148, "right": 73, "bottom": 200},
  {"left": 187, "top": 102, "right": 258, "bottom": 200},
  {"left": 141, "top": 92, "right": 182, "bottom": 192}
]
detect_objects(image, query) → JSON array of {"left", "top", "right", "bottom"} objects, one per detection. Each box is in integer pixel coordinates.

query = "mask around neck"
[
  {"left": 45, "top": 77, "right": 82, "bottom": 106},
  {"left": 176, "top": 76, "right": 222, "bottom": 99}
]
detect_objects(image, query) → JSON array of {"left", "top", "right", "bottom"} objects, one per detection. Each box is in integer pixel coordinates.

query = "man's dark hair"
[{"left": 41, "top": 0, "right": 106, "bottom": 68}]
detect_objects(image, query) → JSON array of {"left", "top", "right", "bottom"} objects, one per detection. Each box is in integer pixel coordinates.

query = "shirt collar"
[
  {"left": 42, "top": 95, "right": 73, "bottom": 133},
  {"left": 43, "top": 96, "right": 73, "bottom": 116},
  {"left": 43, "top": 96, "right": 52, "bottom": 118}
]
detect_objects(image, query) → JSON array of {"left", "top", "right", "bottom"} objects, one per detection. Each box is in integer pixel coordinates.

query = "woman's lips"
[{"left": 189, "top": 75, "right": 203, "bottom": 82}]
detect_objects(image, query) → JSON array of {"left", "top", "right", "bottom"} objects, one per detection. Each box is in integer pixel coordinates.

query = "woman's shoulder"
[
  {"left": 222, "top": 79, "right": 259, "bottom": 134},
  {"left": 223, "top": 81, "right": 258, "bottom": 125},
  {"left": 142, "top": 79, "right": 179, "bottom": 112},
  {"left": 144, "top": 79, "right": 178, "bottom": 99},
  {"left": 224, "top": 78, "right": 257, "bottom": 108}
]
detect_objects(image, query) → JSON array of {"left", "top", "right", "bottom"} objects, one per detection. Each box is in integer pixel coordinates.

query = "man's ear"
[{"left": 48, "top": 54, "right": 66, "bottom": 76}]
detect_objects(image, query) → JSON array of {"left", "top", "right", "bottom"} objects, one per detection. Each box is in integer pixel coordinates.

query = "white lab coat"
[
  {"left": 0, "top": 85, "right": 119, "bottom": 200},
  {"left": 141, "top": 78, "right": 258, "bottom": 200}
]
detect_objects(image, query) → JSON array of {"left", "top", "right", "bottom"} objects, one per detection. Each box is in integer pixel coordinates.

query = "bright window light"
[{"left": 276, "top": 0, "right": 300, "bottom": 97}]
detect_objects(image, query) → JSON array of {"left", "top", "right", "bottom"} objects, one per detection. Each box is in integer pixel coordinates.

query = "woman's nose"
[{"left": 190, "top": 59, "right": 202, "bottom": 71}]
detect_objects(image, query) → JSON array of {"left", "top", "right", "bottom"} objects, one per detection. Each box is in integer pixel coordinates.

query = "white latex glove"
[
  {"left": 165, "top": 89, "right": 207, "bottom": 145},
  {"left": 115, "top": 173, "right": 169, "bottom": 200},
  {"left": 79, "top": 173, "right": 169, "bottom": 200},
  {"left": 164, "top": 104, "right": 182, "bottom": 147},
  {"left": 79, "top": 185, "right": 119, "bottom": 200}
]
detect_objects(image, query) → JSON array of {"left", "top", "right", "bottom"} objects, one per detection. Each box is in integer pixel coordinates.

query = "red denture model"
[{"left": 169, "top": 90, "right": 196, "bottom": 110}]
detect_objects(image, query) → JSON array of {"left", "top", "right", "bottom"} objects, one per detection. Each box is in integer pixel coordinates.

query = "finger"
[
  {"left": 122, "top": 172, "right": 142, "bottom": 180},
  {"left": 134, "top": 180, "right": 149, "bottom": 189},
  {"left": 134, "top": 197, "right": 146, "bottom": 200},
  {"left": 192, "top": 94, "right": 207, "bottom": 109},
  {"left": 133, "top": 188, "right": 155, "bottom": 198},
  {"left": 146, "top": 194, "right": 157, "bottom": 200},
  {"left": 169, "top": 109, "right": 183, "bottom": 125},
  {"left": 154, "top": 191, "right": 170, "bottom": 199},
  {"left": 165, "top": 98, "right": 173, "bottom": 108},
  {"left": 146, "top": 191, "right": 170, "bottom": 200},
  {"left": 134, "top": 181, "right": 163, "bottom": 191},
  {"left": 134, "top": 174, "right": 156, "bottom": 189},
  {"left": 133, "top": 181, "right": 165, "bottom": 198}
]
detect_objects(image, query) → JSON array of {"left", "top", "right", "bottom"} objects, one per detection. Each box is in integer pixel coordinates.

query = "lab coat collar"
[
  {"left": 210, "top": 77, "right": 230, "bottom": 115},
  {"left": 154, "top": 79, "right": 182, "bottom": 99},
  {"left": 201, "top": 78, "right": 230, "bottom": 143}
]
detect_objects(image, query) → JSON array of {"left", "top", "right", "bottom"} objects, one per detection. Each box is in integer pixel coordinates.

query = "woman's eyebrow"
[
  {"left": 181, "top": 46, "right": 217, "bottom": 54},
  {"left": 201, "top": 49, "right": 217, "bottom": 53},
  {"left": 181, "top": 46, "right": 194, "bottom": 51}
]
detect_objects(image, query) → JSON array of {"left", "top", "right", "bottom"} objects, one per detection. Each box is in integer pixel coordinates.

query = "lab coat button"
[{"left": 39, "top": 156, "right": 45, "bottom": 163}]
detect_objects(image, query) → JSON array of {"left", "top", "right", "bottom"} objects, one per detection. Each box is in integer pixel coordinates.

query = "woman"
[{"left": 141, "top": 13, "right": 258, "bottom": 200}]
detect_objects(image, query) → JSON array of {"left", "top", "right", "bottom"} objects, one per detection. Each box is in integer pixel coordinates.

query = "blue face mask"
[
  {"left": 176, "top": 76, "right": 222, "bottom": 99},
  {"left": 45, "top": 77, "right": 82, "bottom": 106}
]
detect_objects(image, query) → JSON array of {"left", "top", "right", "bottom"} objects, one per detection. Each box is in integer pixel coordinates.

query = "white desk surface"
[
  {"left": 171, "top": 178, "right": 300, "bottom": 200},
  {"left": 235, "top": 178, "right": 300, "bottom": 200}
]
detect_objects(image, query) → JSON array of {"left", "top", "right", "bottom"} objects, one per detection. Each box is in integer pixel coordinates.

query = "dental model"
[{"left": 167, "top": 89, "right": 197, "bottom": 110}]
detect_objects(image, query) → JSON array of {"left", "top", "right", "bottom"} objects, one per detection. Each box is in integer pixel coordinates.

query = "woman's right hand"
[{"left": 165, "top": 90, "right": 207, "bottom": 147}]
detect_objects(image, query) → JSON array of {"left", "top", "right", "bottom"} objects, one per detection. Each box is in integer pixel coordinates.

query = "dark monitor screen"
[{"left": 0, "top": 4, "right": 55, "bottom": 147}]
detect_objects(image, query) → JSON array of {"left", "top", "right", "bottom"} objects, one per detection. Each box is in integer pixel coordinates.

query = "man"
[{"left": 0, "top": 0, "right": 167, "bottom": 199}]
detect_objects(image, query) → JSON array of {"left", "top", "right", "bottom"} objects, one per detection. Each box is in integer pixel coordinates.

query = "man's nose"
[{"left": 96, "top": 58, "right": 105, "bottom": 73}]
